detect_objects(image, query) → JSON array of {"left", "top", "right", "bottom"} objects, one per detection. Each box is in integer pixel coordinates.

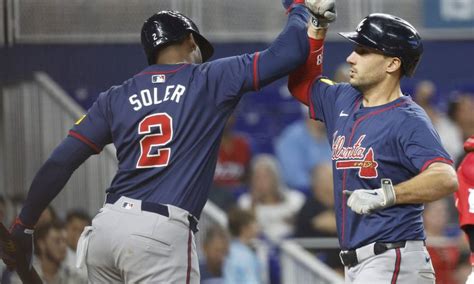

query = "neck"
[
  {"left": 40, "top": 256, "right": 60, "bottom": 282},
  {"left": 361, "top": 77, "right": 402, "bottom": 107},
  {"left": 156, "top": 46, "right": 192, "bottom": 65}
]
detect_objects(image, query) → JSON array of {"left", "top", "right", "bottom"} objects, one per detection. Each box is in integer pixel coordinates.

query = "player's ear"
[
  {"left": 188, "top": 33, "right": 198, "bottom": 51},
  {"left": 386, "top": 57, "right": 402, "bottom": 75}
]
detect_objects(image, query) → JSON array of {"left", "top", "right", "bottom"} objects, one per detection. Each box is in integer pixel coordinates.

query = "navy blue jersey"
[
  {"left": 67, "top": 7, "right": 311, "bottom": 219},
  {"left": 18, "top": 6, "right": 312, "bottom": 227},
  {"left": 308, "top": 78, "right": 453, "bottom": 250},
  {"left": 70, "top": 58, "right": 259, "bottom": 218}
]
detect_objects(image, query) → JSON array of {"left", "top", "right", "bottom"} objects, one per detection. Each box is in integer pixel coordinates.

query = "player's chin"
[{"left": 349, "top": 77, "right": 360, "bottom": 87}]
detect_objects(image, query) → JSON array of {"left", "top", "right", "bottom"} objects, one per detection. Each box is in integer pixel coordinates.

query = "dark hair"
[
  {"left": 34, "top": 221, "right": 65, "bottom": 255},
  {"left": 227, "top": 207, "right": 255, "bottom": 237},
  {"left": 204, "top": 225, "right": 229, "bottom": 246},
  {"left": 66, "top": 209, "right": 91, "bottom": 225}
]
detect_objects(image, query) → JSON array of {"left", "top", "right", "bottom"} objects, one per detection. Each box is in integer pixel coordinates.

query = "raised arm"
[{"left": 288, "top": 17, "right": 329, "bottom": 105}]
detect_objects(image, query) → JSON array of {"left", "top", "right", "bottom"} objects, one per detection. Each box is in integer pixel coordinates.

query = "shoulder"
[
  {"left": 396, "top": 97, "right": 432, "bottom": 126},
  {"left": 315, "top": 79, "right": 358, "bottom": 96}
]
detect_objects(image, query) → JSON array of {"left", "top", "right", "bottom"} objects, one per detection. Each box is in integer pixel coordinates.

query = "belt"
[
  {"left": 339, "top": 241, "right": 407, "bottom": 267},
  {"left": 105, "top": 193, "right": 198, "bottom": 233}
]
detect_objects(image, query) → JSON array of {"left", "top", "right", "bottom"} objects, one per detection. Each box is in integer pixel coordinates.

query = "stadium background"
[{"left": 1, "top": 0, "right": 474, "bottom": 283}]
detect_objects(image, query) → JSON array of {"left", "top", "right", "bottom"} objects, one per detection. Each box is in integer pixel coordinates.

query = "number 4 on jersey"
[{"left": 137, "top": 113, "right": 173, "bottom": 168}]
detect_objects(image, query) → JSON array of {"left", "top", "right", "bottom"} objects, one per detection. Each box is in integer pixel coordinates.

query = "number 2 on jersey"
[{"left": 137, "top": 113, "right": 173, "bottom": 168}]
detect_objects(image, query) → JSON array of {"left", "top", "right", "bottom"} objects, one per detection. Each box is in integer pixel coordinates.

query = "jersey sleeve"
[
  {"left": 69, "top": 89, "right": 113, "bottom": 152},
  {"left": 397, "top": 114, "right": 453, "bottom": 172},
  {"left": 308, "top": 80, "right": 350, "bottom": 123},
  {"left": 200, "top": 5, "right": 311, "bottom": 108},
  {"left": 455, "top": 153, "right": 474, "bottom": 227},
  {"left": 198, "top": 54, "right": 256, "bottom": 107}
]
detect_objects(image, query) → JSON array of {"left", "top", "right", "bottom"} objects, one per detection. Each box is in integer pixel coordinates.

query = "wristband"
[{"left": 310, "top": 16, "right": 328, "bottom": 28}]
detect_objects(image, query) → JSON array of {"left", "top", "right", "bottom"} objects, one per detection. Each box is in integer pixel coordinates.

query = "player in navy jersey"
[
  {"left": 0, "top": 1, "right": 337, "bottom": 283},
  {"left": 288, "top": 13, "right": 458, "bottom": 283}
]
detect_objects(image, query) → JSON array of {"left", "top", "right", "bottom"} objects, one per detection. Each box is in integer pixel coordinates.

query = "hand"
[
  {"left": 282, "top": 0, "right": 304, "bottom": 12},
  {"left": 466, "top": 270, "right": 474, "bottom": 284},
  {"left": 344, "top": 179, "right": 397, "bottom": 215},
  {"left": 305, "top": 0, "right": 336, "bottom": 26},
  {"left": 2, "top": 218, "right": 34, "bottom": 270}
]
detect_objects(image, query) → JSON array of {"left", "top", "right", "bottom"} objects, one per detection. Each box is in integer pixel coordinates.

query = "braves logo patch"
[{"left": 332, "top": 134, "right": 378, "bottom": 178}]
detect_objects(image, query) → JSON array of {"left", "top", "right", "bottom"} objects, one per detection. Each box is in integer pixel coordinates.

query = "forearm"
[
  {"left": 288, "top": 25, "right": 327, "bottom": 105},
  {"left": 257, "top": 6, "right": 311, "bottom": 86},
  {"left": 19, "top": 136, "right": 94, "bottom": 226},
  {"left": 394, "top": 162, "right": 458, "bottom": 204}
]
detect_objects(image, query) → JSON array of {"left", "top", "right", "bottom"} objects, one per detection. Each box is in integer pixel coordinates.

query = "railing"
[
  {"left": 280, "top": 239, "right": 344, "bottom": 284},
  {"left": 0, "top": 72, "right": 118, "bottom": 216}
]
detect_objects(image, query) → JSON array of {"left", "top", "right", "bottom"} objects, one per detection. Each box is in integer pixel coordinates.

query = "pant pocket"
[{"left": 76, "top": 226, "right": 93, "bottom": 269}]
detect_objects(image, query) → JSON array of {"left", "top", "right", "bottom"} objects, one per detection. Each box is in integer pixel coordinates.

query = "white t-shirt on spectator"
[{"left": 238, "top": 189, "right": 305, "bottom": 242}]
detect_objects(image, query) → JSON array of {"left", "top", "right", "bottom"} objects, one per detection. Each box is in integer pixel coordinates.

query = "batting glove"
[
  {"left": 3, "top": 217, "right": 35, "bottom": 270},
  {"left": 305, "top": 0, "right": 336, "bottom": 27},
  {"left": 344, "top": 179, "right": 397, "bottom": 215}
]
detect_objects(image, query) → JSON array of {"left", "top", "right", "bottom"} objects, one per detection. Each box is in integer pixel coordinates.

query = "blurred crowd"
[
  {"left": 1, "top": 64, "right": 473, "bottom": 284},
  {"left": 204, "top": 64, "right": 474, "bottom": 284},
  {"left": 0, "top": 200, "right": 91, "bottom": 284}
]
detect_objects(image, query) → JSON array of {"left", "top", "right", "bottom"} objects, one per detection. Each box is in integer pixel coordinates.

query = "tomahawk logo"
[{"left": 332, "top": 134, "right": 378, "bottom": 178}]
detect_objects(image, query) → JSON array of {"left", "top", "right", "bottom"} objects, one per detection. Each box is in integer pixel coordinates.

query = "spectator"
[
  {"left": 211, "top": 115, "right": 252, "bottom": 209},
  {"left": 295, "top": 163, "right": 342, "bottom": 273},
  {"left": 36, "top": 205, "right": 58, "bottom": 228},
  {"left": 295, "top": 163, "right": 336, "bottom": 237},
  {"left": 448, "top": 93, "right": 474, "bottom": 144},
  {"left": 238, "top": 154, "right": 305, "bottom": 242},
  {"left": 413, "top": 81, "right": 463, "bottom": 162},
  {"left": 10, "top": 221, "right": 84, "bottom": 284},
  {"left": 10, "top": 194, "right": 26, "bottom": 222},
  {"left": 224, "top": 208, "right": 262, "bottom": 284},
  {"left": 0, "top": 195, "right": 6, "bottom": 224},
  {"left": 424, "top": 198, "right": 460, "bottom": 284},
  {"left": 64, "top": 210, "right": 91, "bottom": 282},
  {"left": 213, "top": 115, "right": 252, "bottom": 190},
  {"left": 275, "top": 116, "right": 331, "bottom": 193},
  {"left": 199, "top": 225, "right": 230, "bottom": 284}
]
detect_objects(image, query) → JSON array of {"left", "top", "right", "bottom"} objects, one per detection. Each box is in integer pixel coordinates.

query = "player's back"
[{"left": 73, "top": 63, "right": 241, "bottom": 217}]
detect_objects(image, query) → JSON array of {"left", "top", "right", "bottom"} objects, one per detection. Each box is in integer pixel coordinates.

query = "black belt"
[
  {"left": 105, "top": 193, "right": 198, "bottom": 233},
  {"left": 339, "top": 241, "right": 406, "bottom": 267}
]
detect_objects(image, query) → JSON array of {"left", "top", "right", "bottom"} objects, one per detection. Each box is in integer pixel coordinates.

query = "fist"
[{"left": 305, "top": 0, "right": 336, "bottom": 23}]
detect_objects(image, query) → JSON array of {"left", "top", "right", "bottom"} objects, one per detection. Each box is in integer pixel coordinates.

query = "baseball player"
[
  {"left": 454, "top": 136, "right": 474, "bottom": 284},
  {"left": 288, "top": 13, "right": 458, "bottom": 283},
  {"left": 0, "top": 1, "right": 336, "bottom": 283}
]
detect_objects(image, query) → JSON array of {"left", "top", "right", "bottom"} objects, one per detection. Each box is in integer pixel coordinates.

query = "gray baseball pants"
[
  {"left": 344, "top": 240, "right": 435, "bottom": 283},
  {"left": 76, "top": 196, "right": 199, "bottom": 283}
]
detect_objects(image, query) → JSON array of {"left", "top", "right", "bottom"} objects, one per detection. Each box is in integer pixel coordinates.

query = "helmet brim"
[
  {"left": 192, "top": 32, "right": 214, "bottom": 62},
  {"left": 338, "top": 31, "right": 381, "bottom": 52}
]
